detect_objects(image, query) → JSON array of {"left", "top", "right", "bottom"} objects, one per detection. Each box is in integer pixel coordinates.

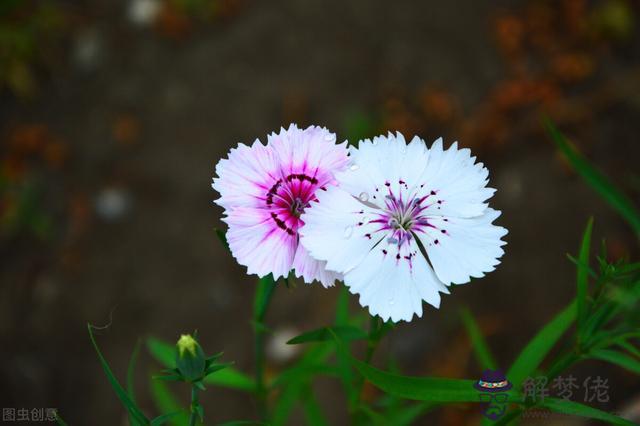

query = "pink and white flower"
[
  {"left": 300, "top": 133, "right": 507, "bottom": 322},
  {"left": 212, "top": 124, "right": 349, "bottom": 286}
]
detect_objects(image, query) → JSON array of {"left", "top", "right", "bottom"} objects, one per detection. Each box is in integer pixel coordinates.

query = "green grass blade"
[
  {"left": 147, "top": 337, "right": 255, "bottom": 391},
  {"left": 545, "top": 119, "right": 640, "bottom": 236},
  {"left": 577, "top": 218, "right": 594, "bottom": 338},
  {"left": 287, "top": 325, "right": 368, "bottom": 345},
  {"left": 351, "top": 357, "right": 521, "bottom": 403},
  {"left": 460, "top": 307, "right": 497, "bottom": 370},
  {"left": 592, "top": 349, "right": 640, "bottom": 375},
  {"left": 88, "top": 324, "right": 150, "bottom": 425},
  {"left": 507, "top": 301, "right": 576, "bottom": 389},
  {"left": 540, "top": 397, "right": 635, "bottom": 425},
  {"left": 149, "top": 378, "right": 189, "bottom": 426}
]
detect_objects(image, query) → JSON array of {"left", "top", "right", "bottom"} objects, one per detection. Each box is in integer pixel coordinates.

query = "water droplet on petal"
[
  {"left": 343, "top": 226, "right": 353, "bottom": 239},
  {"left": 387, "top": 237, "right": 398, "bottom": 244},
  {"left": 324, "top": 133, "right": 336, "bottom": 141},
  {"left": 389, "top": 298, "right": 395, "bottom": 305},
  {"left": 358, "top": 192, "right": 369, "bottom": 202},
  {"left": 349, "top": 164, "right": 360, "bottom": 171},
  {"left": 372, "top": 139, "right": 378, "bottom": 146}
]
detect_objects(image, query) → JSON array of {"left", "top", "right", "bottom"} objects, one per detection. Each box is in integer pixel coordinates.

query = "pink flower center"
[{"left": 265, "top": 172, "right": 322, "bottom": 236}]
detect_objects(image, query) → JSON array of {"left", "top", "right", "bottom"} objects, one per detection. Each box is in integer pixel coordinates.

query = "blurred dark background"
[{"left": 1, "top": 0, "right": 639, "bottom": 424}]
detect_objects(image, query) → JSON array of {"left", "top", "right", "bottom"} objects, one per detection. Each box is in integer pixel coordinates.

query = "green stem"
[
  {"left": 188, "top": 385, "right": 199, "bottom": 426},
  {"left": 351, "top": 316, "right": 385, "bottom": 422},
  {"left": 253, "top": 276, "right": 276, "bottom": 420}
]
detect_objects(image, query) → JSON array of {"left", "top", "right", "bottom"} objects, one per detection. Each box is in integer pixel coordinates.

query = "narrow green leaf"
[
  {"left": 128, "top": 339, "right": 143, "bottom": 426},
  {"left": 301, "top": 385, "right": 328, "bottom": 426},
  {"left": 204, "top": 367, "right": 255, "bottom": 391},
  {"left": 128, "top": 339, "right": 142, "bottom": 403},
  {"left": 148, "top": 337, "right": 175, "bottom": 367},
  {"left": 545, "top": 119, "right": 640, "bottom": 236},
  {"left": 540, "top": 397, "right": 635, "bottom": 425},
  {"left": 460, "top": 307, "right": 497, "bottom": 370},
  {"left": 272, "top": 380, "right": 305, "bottom": 426},
  {"left": 88, "top": 324, "right": 150, "bottom": 425},
  {"left": 577, "top": 218, "right": 594, "bottom": 338},
  {"left": 149, "top": 378, "right": 189, "bottom": 426},
  {"left": 55, "top": 414, "right": 69, "bottom": 426},
  {"left": 150, "top": 412, "right": 186, "bottom": 426},
  {"left": 147, "top": 337, "right": 254, "bottom": 391},
  {"left": 270, "top": 363, "right": 340, "bottom": 388},
  {"left": 287, "top": 325, "right": 368, "bottom": 345},
  {"left": 270, "top": 343, "right": 335, "bottom": 388},
  {"left": 507, "top": 301, "right": 576, "bottom": 389},
  {"left": 390, "top": 401, "right": 433, "bottom": 426},
  {"left": 592, "top": 349, "right": 640, "bottom": 375},
  {"left": 352, "top": 357, "right": 521, "bottom": 403},
  {"left": 617, "top": 340, "right": 640, "bottom": 359},
  {"left": 486, "top": 408, "right": 524, "bottom": 426},
  {"left": 254, "top": 275, "right": 277, "bottom": 322}
]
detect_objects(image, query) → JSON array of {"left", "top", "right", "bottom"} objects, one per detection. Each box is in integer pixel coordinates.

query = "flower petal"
[
  {"left": 292, "top": 244, "right": 342, "bottom": 287},
  {"left": 223, "top": 206, "right": 297, "bottom": 280},
  {"left": 422, "top": 208, "right": 508, "bottom": 285}
]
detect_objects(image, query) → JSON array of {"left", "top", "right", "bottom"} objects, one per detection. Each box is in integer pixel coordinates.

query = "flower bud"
[{"left": 175, "top": 334, "right": 205, "bottom": 382}]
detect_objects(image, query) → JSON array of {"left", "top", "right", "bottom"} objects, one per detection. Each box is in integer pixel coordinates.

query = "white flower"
[{"left": 299, "top": 133, "right": 507, "bottom": 322}]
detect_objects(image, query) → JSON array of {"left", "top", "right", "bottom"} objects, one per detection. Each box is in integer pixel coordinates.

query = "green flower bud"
[{"left": 175, "top": 334, "right": 206, "bottom": 382}]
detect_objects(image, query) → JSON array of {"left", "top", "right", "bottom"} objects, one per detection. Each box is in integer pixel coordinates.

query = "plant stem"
[
  {"left": 188, "top": 385, "right": 199, "bottom": 426},
  {"left": 253, "top": 276, "right": 276, "bottom": 420}
]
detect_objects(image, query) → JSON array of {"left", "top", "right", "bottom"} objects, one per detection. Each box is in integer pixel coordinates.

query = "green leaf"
[
  {"left": 352, "top": 357, "right": 521, "bottom": 403},
  {"left": 150, "top": 412, "right": 186, "bottom": 426},
  {"left": 591, "top": 349, "right": 640, "bottom": 375},
  {"left": 147, "top": 337, "right": 254, "bottom": 391},
  {"left": 287, "top": 325, "right": 368, "bottom": 345},
  {"left": 460, "top": 307, "right": 497, "bottom": 370},
  {"left": 128, "top": 339, "right": 142, "bottom": 403},
  {"left": 203, "top": 367, "right": 255, "bottom": 391},
  {"left": 507, "top": 301, "right": 576, "bottom": 389},
  {"left": 254, "top": 274, "right": 277, "bottom": 323},
  {"left": 149, "top": 378, "right": 189, "bottom": 426},
  {"left": 540, "top": 397, "right": 635, "bottom": 425},
  {"left": 577, "top": 217, "right": 594, "bottom": 338},
  {"left": 270, "top": 343, "right": 336, "bottom": 388},
  {"left": 545, "top": 119, "right": 640, "bottom": 236},
  {"left": 301, "top": 384, "right": 328, "bottom": 426},
  {"left": 88, "top": 324, "right": 150, "bottom": 425},
  {"left": 272, "top": 379, "right": 305, "bottom": 426},
  {"left": 148, "top": 337, "right": 176, "bottom": 367},
  {"left": 218, "top": 421, "right": 267, "bottom": 425},
  {"left": 55, "top": 414, "right": 69, "bottom": 426},
  {"left": 127, "top": 339, "right": 143, "bottom": 426},
  {"left": 389, "top": 401, "right": 433, "bottom": 426}
]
